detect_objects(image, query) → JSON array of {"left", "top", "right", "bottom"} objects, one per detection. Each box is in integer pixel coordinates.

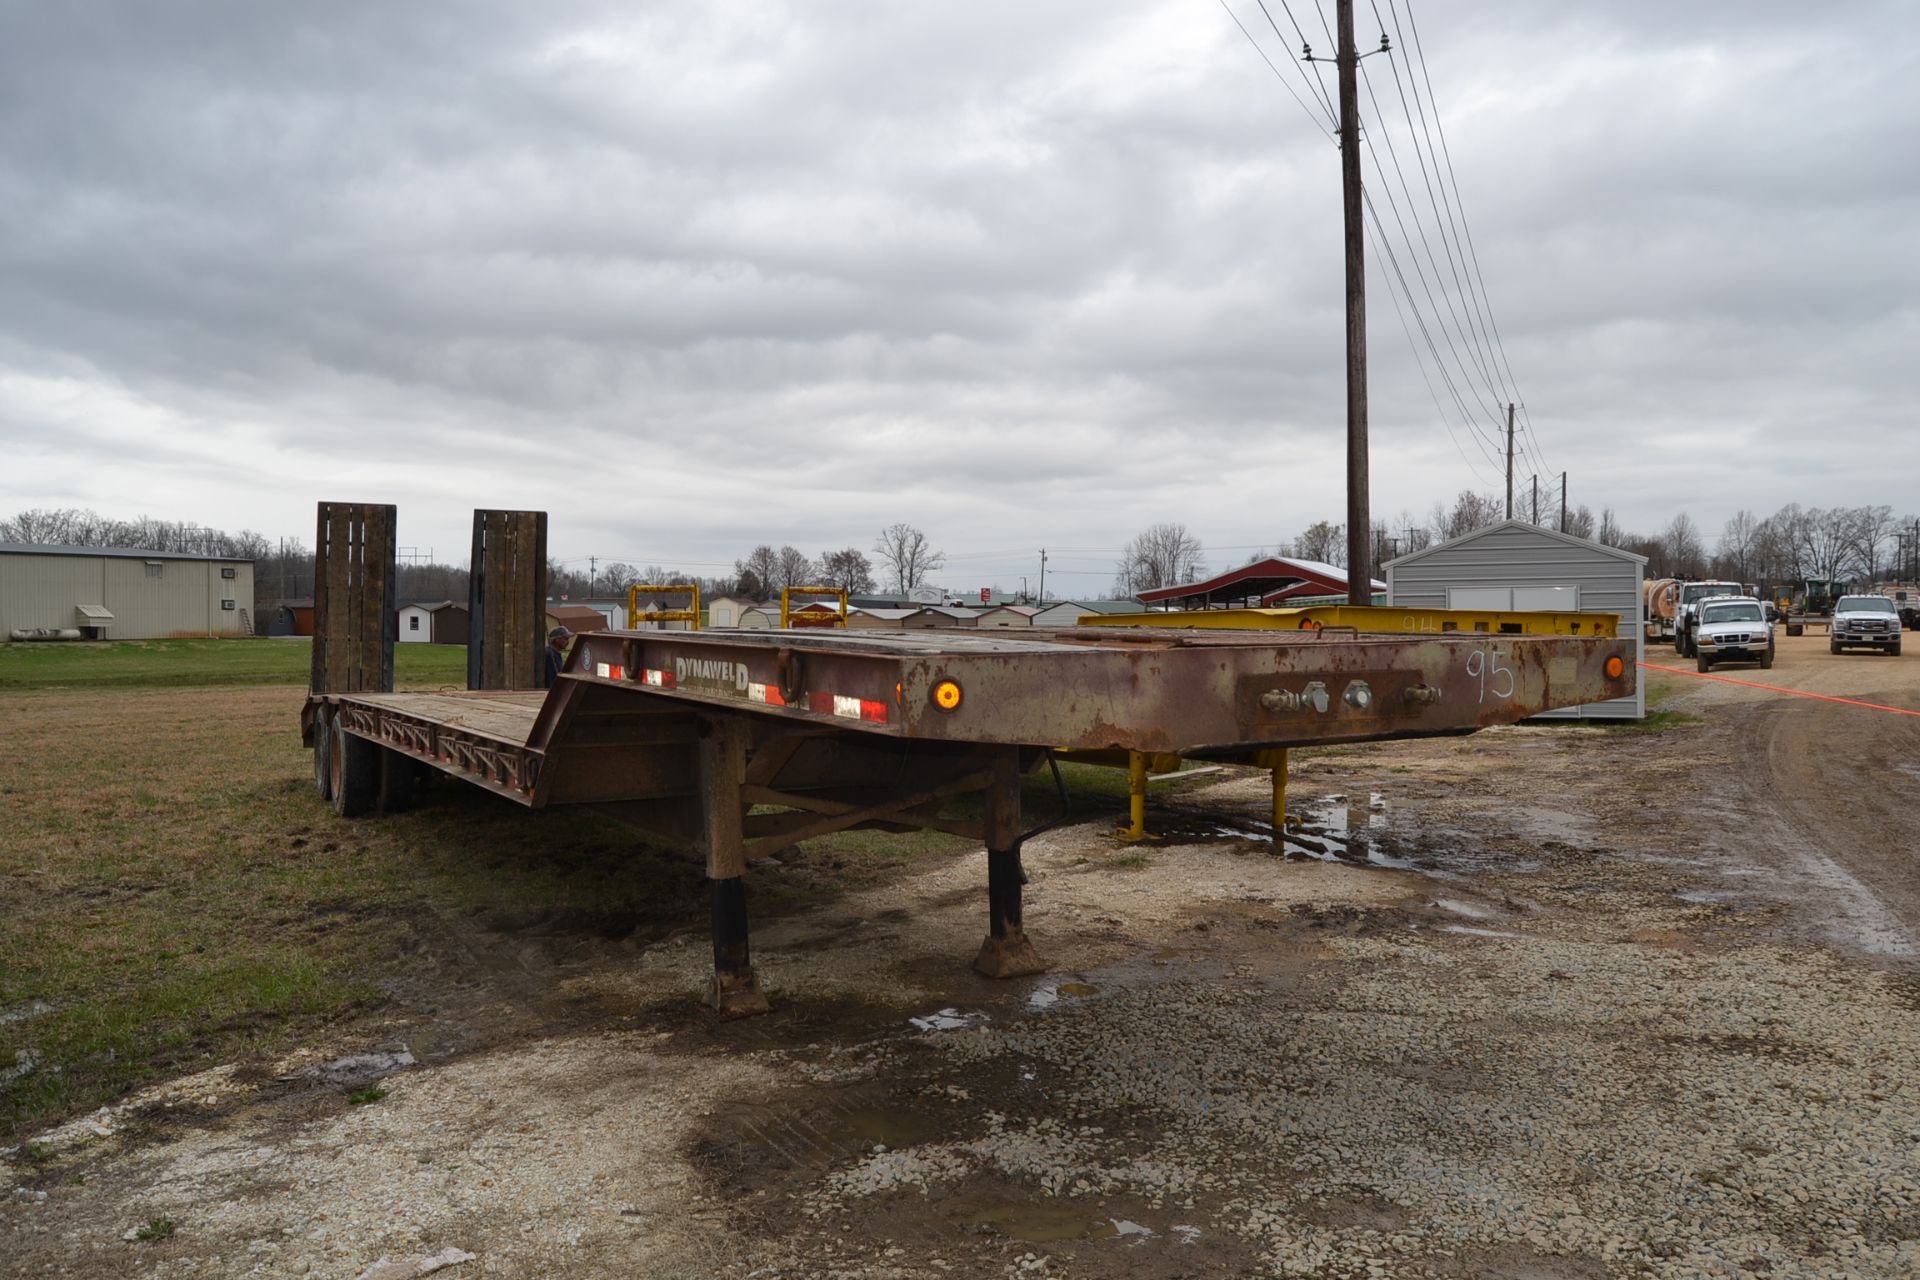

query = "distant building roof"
[
  {"left": 980, "top": 605, "right": 1040, "bottom": 617},
  {"left": 1135, "top": 558, "right": 1383, "bottom": 609},
  {"left": 399, "top": 599, "right": 462, "bottom": 612},
  {"left": 852, "top": 607, "right": 921, "bottom": 620},
  {"left": 0, "top": 542, "right": 253, "bottom": 563},
  {"left": 546, "top": 605, "right": 611, "bottom": 631},
  {"left": 1044, "top": 599, "right": 1148, "bottom": 614}
]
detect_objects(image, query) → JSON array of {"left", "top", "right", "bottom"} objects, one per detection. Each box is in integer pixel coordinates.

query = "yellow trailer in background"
[
  {"left": 1076, "top": 603, "right": 1622, "bottom": 842},
  {"left": 1077, "top": 604, "right": 1617, "bottom": 638}
]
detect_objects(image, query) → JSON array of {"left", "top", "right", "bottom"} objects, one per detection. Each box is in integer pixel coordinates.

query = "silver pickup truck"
[
  {"left": 1830, "top": 595, "right": 1903, "bottom": 656},
  {"left": 1694, "top": 596, "right": 1775, "bottom": 672}
]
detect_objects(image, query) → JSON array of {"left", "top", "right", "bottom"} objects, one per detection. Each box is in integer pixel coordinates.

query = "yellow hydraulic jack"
[{"left": 1114, "top": 746, "right": 1290, "bottom": 851}]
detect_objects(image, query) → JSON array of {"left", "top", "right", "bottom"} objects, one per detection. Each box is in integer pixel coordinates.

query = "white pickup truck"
[
  {"left": 1830, "top": 595, "right": 1903, "bottom": 656},
  {"left": 1694, "top": 595, "right": 1775, "bottom": 672},
  {"left": 1675, "top": 580, "right": 1744, "bottom": 657}
]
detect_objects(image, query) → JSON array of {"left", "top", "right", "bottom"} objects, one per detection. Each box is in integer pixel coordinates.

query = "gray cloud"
[{"left": 1, "top": 0, "right": 1915, "bottom": 587}]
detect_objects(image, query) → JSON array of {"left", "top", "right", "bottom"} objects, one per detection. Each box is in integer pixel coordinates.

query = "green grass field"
[
  {"left": 0, "top": 637, "right": 469, "bottom": 690},
  {"left": 0, "top": 640, "right": 1196, "bottom": 1140}
]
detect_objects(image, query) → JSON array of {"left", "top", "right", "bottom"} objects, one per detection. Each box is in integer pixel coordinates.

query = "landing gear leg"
[{"left": 974, "top": 748, "right": 1044, "bottom": 979}]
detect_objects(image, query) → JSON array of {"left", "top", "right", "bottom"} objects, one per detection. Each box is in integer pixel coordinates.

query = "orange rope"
[{"left": 1638, "top": 662, "right": 1920, "bottom": 719}]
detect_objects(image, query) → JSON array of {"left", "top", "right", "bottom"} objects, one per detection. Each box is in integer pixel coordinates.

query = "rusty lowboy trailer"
[{"left": 302, "top": 504, "right": 1635, "bottom": 1014}]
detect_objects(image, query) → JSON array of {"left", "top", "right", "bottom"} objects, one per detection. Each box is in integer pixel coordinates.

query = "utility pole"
[
  {"left": 1559, "top": 473, "right": 1567, "bottom": 533},
  {"left": 1337, "top": 0, "right": 1369, "bottom": 605},
  {"left": 1038, "top": 549, "right": 1047, "bottom": 604},
  {"left": 1505, "top": 403, "right": 1515, "bottom": 519},
  {"left": 1303, "top": 8, "right": 1388, "bottom": 603},
  {"left": 1531, "top": 475, "right": 1539, "bottom": 525}
]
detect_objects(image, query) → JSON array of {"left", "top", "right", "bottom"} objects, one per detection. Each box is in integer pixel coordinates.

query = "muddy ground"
[{"left": 6, "top": 634, "right": 1920, "bottom": 1279}]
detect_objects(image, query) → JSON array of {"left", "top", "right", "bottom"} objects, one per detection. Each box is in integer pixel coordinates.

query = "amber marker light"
[
  {"left": 931, "top": 679, "right": 963, "bottom": 711},
  {"left": 1605, "top": 656, "right": 1626, "bottom": 679}
]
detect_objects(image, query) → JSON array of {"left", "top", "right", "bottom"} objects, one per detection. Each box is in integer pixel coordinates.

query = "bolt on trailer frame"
[{"left": 300, "top": 504, "right": 1636, "bottom": 1015}]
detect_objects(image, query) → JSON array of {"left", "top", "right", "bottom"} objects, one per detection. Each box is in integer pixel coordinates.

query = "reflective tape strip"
[
  {"left": 594, "top": 662, "right": 626, "bottom": 680},
  {"left": 641, "top": 668, "right": 675, "bottom": 688},
  {"left": 746, "top": 682, "right": 787, "bottom": 707},
  {"left": 808, "top": 692, "right": 888, "bottom": 723}
]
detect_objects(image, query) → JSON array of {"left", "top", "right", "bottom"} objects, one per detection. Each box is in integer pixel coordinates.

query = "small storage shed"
[
  {"left": 976, "top": 605, "right": 1038, "bottom": 628},
  {"left": 398, "top": 601, "right": 469, "bottom": 645},
  {"left": 1385, "top": 519, "right": 1645, "bottom": 720},
  {"left": 1031, "top": 600, "right": 1149, "bottom": 628},
  {"left": 707, "top": 596, "right": 757, "bottom": 628}
]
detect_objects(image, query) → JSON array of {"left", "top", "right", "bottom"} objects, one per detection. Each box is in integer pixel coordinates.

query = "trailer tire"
[
  {"left": 1787, "top": 623, "right": 1803, "bottom": 637},
  {"left": 330, "top": 727, "right": 379, "bottom": 818},
  {"left": 377, "top": 747, "right": 416, "bottom": 813},
  {"left": 312, "top": 710, "right": 334, "bottom": 803}
]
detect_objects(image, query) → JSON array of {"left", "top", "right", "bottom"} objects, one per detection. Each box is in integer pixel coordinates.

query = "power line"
[
  {"left": 1221, "top": 0, "right": 1503, "bottom": 492},
  {"left": 1222, "top": 1, "right": 1335, "bottom": 139},
  {"left": 1364, "top": 191, "right": 1504, "bottom": 481},
  {"left": 1352, "top": 56, "right": 1509, "bottom": 463},
  {"left": 1389, "top": 0, "right": 1550, "bottom": 479},
  {"left": 1256, "top": 0, "right": 1340, "bottom": 127},
  {"left": 1365, "top": 206, "right": 1502, "bottom": 485}
]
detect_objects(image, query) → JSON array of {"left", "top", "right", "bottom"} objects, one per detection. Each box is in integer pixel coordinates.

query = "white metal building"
[
  {"left": 1031, "top": 600, "right": 1149, "bottom": 628},
  {"left": 0, "top": 543, "right": 255, "bottom": 640},
  {"left": 1385, "top": 520, "right": 1645, "bottom": 720}
]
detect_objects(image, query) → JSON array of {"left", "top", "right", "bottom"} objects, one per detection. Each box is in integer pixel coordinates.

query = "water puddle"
[
  {"left": 1151, "top": 793, "right": 1413, "bottom": 868},
  {"left": 908, "top": 1007, "right": 991, "bottom": 1033},
  {"left": 832, "top": 1106, "right": 944, "bottom": 1150},
  {"left": 968, "top": 1201, "right": 1118, "bottom": 1243},
  {"left": 1027, "top": 981, "right": 1101, "bottom": 1010},
  {"left": 1431, "top": 897, "right": 1500, "bottom": 920}
]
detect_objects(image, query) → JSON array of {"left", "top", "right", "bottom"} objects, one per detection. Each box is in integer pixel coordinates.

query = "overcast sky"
[{"left": 3, "top": 1, "right": 1914, "bottom": 593}]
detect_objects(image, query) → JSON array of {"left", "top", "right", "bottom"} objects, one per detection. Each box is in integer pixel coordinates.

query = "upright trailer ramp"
[{"left": 302, "top": 503, "right": 1636, "bottom": 1014}]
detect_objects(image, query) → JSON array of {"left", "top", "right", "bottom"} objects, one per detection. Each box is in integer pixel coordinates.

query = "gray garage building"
[
  {"left": 1385, "top": 519, "right": 1645, "bottom": 721},
  {"left": 0, "top": 544, "right": 256, "bottom": 640}
]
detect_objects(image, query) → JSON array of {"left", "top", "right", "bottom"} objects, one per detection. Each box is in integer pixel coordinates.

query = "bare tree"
[
  {"left": 1289, "top": 521, "right": 1344, "bottom": 566},
  {"left": 816, "top": 547, "right": 875, "bottom": 593},
  {"left": 735, "top": 545, "right": 780, "bottom": 598},
  {"left": 774, "top": 545, "right": 813, "bottom": 591},
  {"left": 873, "top": 523, "right": 945, "bottom": 594},
  {"left": 1717, "top": 511, "right": 1759, "bottom": 582},
  {"left": 1114, "top": 523, "right": 1206, "bottom": 595},
  {"left": 1849, "top": 504, "right": 1896, "bottom": 581},
  {"left": 1661, "top": 513, "right": 1707, "bottom": 579},
  {"left": 1563, "top": 505, "right": 1597, "bottom": 540},
  {"left": 1434, "top": 491, "right": 1502, "bottom": 542},
  {"left": 1596, "top": 508, "right": 1624, "bottom": 549}
]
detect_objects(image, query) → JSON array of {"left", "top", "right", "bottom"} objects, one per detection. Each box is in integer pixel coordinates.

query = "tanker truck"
[{"left": 1644, "top": 577, "right": 1679, "bottom": 645}]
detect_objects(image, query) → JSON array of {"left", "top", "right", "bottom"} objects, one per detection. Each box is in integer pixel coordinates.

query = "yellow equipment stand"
[
  {"left": 779, "top": 586, "right": 850, "bottom": 628},
  {"left": 626, "top": 582, "right": 701, "bottom": 630}
]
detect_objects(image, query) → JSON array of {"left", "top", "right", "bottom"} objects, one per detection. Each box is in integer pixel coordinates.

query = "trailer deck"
[{"left": 302, "top": 503, "right": 1636, "bottom": 1016}]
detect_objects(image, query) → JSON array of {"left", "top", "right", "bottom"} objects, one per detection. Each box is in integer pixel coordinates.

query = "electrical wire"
[{"left": 1388, "top": 0, "right": 1551, "bottom": 480}]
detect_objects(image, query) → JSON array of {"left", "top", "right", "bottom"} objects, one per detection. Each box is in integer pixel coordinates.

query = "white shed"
[
  {"left": 1385, "top": 519, "right": 1646, "bottom": 721},
  {"left": 707, "top": 596, "right": 758, "bottom": 628}
]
